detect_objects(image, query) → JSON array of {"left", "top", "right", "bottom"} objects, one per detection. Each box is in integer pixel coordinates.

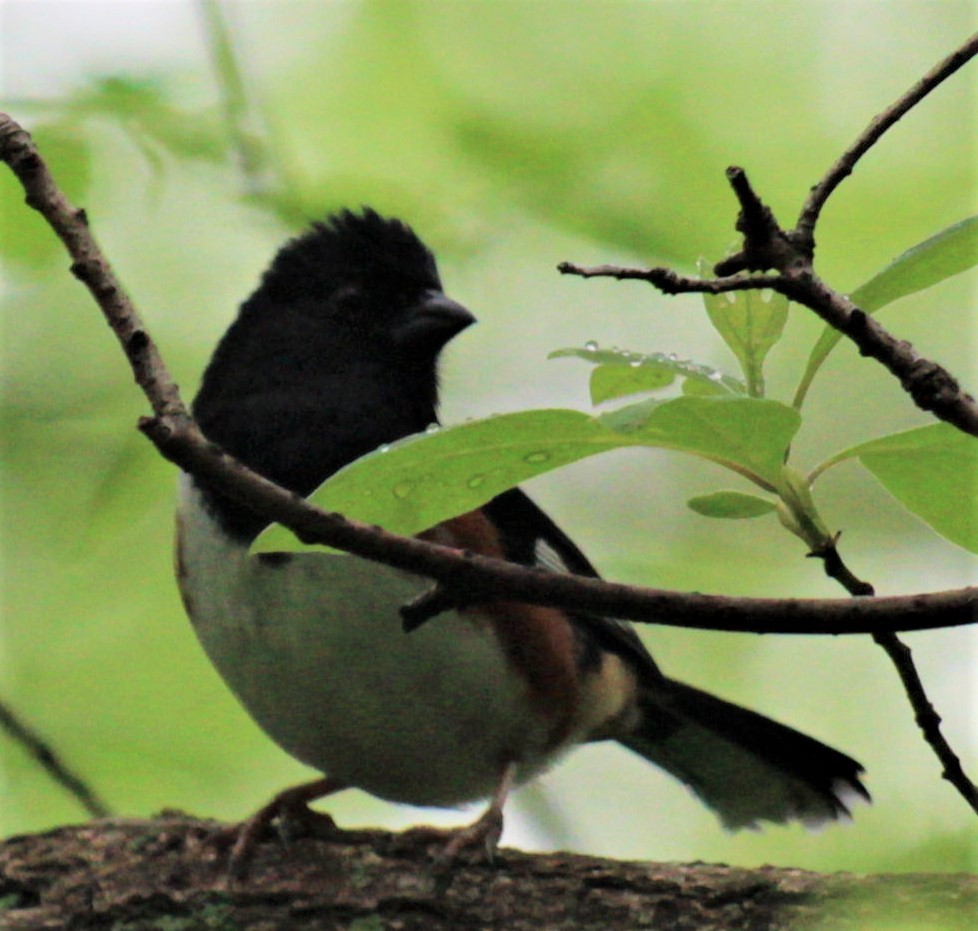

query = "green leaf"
[
  {"left": 794, "top": 216, "right": 978, "bottom": 408},
  {"left": 252, "top": 410, "right": 630, "bottom": 552},
  {"left": 550, "top": 346, "right": 744, "bottom": 402},
  {"left": 253, "top": 396, "right": 800, "bottom": 553},
  {"left": 589, "top": 363, "right": 675, "bottom": 404},
  {"left": 687, "top": 491, "right": 777, "bottom": 519},
  {"left": 599, "top": 395, "right": 801, "bottom": 489},
  {"left": 700, "top": 281, "right": 789, "bottom": 397},
  {"left": 817, "top": 423, "right": 978, "bottom": 553}
]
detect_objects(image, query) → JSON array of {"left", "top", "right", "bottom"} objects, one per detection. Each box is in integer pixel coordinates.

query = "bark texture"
[{"left": 0, "top": 815, "right": 973, "bottom": 930}]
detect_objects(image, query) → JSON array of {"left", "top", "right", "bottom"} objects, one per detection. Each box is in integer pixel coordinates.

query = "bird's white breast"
[{"left": 175, "top": 475, "right": 555, "bottom": 806}]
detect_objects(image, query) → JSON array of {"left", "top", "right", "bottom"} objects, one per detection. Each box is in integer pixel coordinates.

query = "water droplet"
[
  {"left": 524, "top": 451, "right": 550, "bottom": 464},
  {"left": 378, "top": 444, "right": 391, "bottom": 454},
  {"left": 467, "top": 474, "right": 486, "bottom": 489},
  {"left": 425, "top": 423, "right": 440, "bottom": 434},
  {"left": 584, "top": 340, "right": 599, "bottom": 352},
  {"left": 392, "top": 480, "right": 415, "bottom": 499}
]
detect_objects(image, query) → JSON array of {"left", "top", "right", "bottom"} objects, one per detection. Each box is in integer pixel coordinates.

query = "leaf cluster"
[{"left": 255, "top": 222, "right": 978, "bottom": 561}]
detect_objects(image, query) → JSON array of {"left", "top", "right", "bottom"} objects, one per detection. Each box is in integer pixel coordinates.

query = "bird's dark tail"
[{"left": 620, "top": 678, "right": 870, "bottom": 829}]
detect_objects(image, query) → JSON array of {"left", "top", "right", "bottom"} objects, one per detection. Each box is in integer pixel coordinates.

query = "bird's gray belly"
[{"left": 176, "top": 479, "right": 549, "bottom": 806}]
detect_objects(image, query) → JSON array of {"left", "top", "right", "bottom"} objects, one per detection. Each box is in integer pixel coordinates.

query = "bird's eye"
[{"left": 333, "top": 285, "right": 362, "bottom": 310}]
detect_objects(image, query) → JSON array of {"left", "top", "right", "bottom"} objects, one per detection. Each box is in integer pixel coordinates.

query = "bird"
[{"left": 175, "top": 207, "right": 869, "bottom": 870}]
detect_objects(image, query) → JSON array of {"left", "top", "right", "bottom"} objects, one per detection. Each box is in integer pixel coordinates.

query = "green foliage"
[
  {"left": 67, "top": 77, "right": 229, "bottom": 168},
  {"left": 794, "top": 215, "right": 978, "bottom": 407},
  {"left": 700, "top": 280, "right": 790, "bottom": 397},
  {"left": 815, "top": 424, "right": 978, "bottom": 554},
  {"left": 687, "top": 491, "right": 777, "bottom": 519},
  {"left": 254, "top": 397, "right": 801, "bottom": 553},
  {"left": 254, "top": 209, "right": 978, "bottom": 558},
  {"left": 254, "top": 410, "right": 625, "bottom": 550}
]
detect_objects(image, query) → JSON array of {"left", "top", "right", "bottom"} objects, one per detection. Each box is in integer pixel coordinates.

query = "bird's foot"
[{"left": 205, "top": 777, "right": 345, "bottom": 882}]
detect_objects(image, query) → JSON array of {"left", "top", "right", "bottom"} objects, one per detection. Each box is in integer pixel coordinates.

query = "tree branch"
[
  {"left": 558, "top": 33, "right": 978, "bottom": 819},
  {"left": 809, "top": 540, "right": 978, "bottom": 818},
  {"left": 796, "top": 31, "right": 978, "bottom": 247},
  {"left": 4, "top": 816, "right": 976, "bottom": 930},
  {"left": 0, "top": 698, "right": 111, "bottom": 818},
  {"left": 873, "top": 630, "right": 978, "bottom": 816},
  {"left": 142, "top": 411, "right": 978, "bottom": 636},
  {"left": 561, "top": 35, "right": 978, "bottom": 437},
  {"left": 1, "top": 109, "right": 976, "bottom": 643}
]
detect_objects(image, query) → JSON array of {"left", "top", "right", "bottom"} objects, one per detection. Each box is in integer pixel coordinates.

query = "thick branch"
[
  {"left": 774, "top": 271, "right": 978, "bottom": 436},
  {"left": 556, "top": 34, "right": 978, "bottom": 819},
  {"left": 146, "top": 401, "right": 978, "bottom": 637},
  {"left": 562, "top": 35, "right": 978, "bottom": 435},
  {"left": 4, "top": 817, "right": 976, "bottom": 930},
  {"left": 1, "top": 109, "right": 975, "bottom": 643}
]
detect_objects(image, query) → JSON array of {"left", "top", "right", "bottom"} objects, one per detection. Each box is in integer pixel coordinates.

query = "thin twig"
[
  {"left": 557, "top": 261, "right": 782, "bottom": 294},
  {"left": 871, "top": 631, "right": 978, "bottom": 816},
  {"left": 0, "top": 116, "right": 185, "bottom": 422},
  {"left": 796, "top": 32, "right": 978, "bottom": 247},
  {"left": 811, "top": 539, "right": 978, "bottom": 817},
  {"left": 0, "top": 698, "right": 111, "bottom": 818},
  {"left": 807, "top": 536, "right": 875, "bottom": 597}
]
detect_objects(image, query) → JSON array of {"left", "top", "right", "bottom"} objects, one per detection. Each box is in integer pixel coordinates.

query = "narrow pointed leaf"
[{"left": 794, "top": 216, "right": 978, "bottom": 408}]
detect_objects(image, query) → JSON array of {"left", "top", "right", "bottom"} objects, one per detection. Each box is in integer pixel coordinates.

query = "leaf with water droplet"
[
  {"left": 550, "top": 346, "right": 743, "bottom": 402},
  {"left": 250, "top": 395, "right": 802, "bottom": 554},
  {"left": 392, "top": 480, "right": 415, "bottom": 499},
  {"left": 251, "top": 410, "right": 630, "bottom": 552}
]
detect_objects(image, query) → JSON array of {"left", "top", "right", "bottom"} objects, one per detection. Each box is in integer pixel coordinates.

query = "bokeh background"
[{"left": 1, "top": 0, "right": 976, "bottom": 875}]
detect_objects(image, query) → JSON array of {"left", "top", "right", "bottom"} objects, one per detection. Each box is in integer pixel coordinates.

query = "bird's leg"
[
  {"left": 227, "top": 776, "right": 346, "bottom": 879},
  {"left": 439, "top": 762, "right": 517, "bottom": 862}
]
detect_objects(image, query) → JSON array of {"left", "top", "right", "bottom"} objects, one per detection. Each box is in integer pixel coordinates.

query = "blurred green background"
[{"left": 1, "top": 0, "right": 976, "bottom": 875}]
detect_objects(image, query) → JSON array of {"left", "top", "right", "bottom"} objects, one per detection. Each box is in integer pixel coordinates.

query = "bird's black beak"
[{"left": 395, "top": 290, "right": 476, "bottom": 350}]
